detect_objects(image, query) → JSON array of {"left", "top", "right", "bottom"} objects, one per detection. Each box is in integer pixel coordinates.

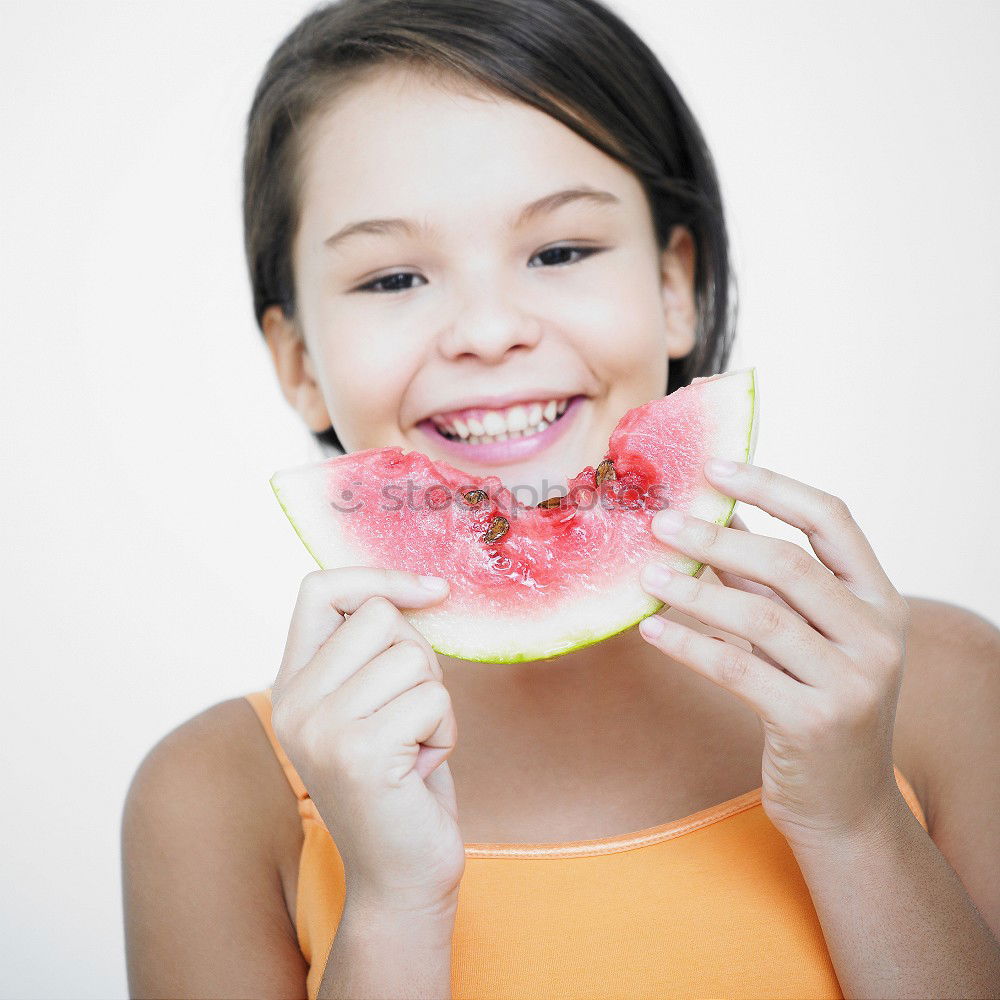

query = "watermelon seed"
[
  {"left": 462, "top": 489, "right": 488, "bottom": 505},
  {"left": 536, "top": 495, "right": 564, "bottom": 509},
  {"left": 482, "top": 515, "right": 510, "bottom": 543},
  {"left": 595, "top": 459, "right": 617, "bottom": 486}
]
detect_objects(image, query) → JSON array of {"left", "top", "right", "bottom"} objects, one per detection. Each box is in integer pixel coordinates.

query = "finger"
[
  {"left": 711, "top": 565, "right": 791, "bottom": 606},
  {"left": 422, "top": 755, "right": 458, "bottom": 801},
  {"left": 369, "top": 680, "right": 457, "bottom": 762},
  {"left": 641, "top": 562, "right": 835, "bottom": 685},
  {"left": 652, "top": 508, "right": 876, "bottom": 643},
  {"left": 703, "top": 460, "right": 897, "bottom": 607},
  {"left": 335, "top": 639, "right": 441, "bottom": 721},
  {"left": 282, "top": 594, "right": 439, "bottom": 709},
  {"left": 704, "top": 514, "right": 786, "bottom": 603},
  {"left": 638, "top": 614, "right": 803, "bottom": 727},
  {"left": 728, "top": 511, "right": 751, "bottom": 532},
  {"left": 277, "top": 568, "right": 448, "bottom": 684}
]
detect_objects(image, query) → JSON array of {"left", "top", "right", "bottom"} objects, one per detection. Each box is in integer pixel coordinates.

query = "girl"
[{"left": 121, "top": 1, "right": 1000, "bottom": 997}]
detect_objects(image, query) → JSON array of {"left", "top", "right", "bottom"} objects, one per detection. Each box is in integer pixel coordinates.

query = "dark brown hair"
[{"left": 243, "top": 0, "right": 737, "bottom": 454}]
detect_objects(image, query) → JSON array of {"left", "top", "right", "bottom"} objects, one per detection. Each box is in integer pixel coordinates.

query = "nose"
[{"left": 437, "top": 284, "right": 544, "bottom": 364}]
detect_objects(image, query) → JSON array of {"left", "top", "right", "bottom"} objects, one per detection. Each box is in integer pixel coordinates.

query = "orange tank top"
[{"left": 244, "top": 688, "right": 927, "bottom": 999}]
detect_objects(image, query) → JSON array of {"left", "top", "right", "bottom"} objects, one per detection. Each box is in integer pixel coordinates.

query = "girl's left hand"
[{"left": 639, "top": 458, "right": 912, "bottom": 851}]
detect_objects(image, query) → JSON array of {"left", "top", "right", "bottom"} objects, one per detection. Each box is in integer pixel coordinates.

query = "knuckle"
[
  {"left": 750, "top": 599, "right": 784, "bottom": 638},
  {"left": 395, "top": 639, "right": 435, "bottom": 677},
  {"left": 299, "top": 569, "right": 328, "bottom": 601},
  {"left": 358, "top": 594, "right": 399, "bottom": 624},
  {"left": 866, "top": 628, "right": 904, "bottom": 668},
  {"left": 776, "top": 543, "right": 814, "bottom": 585},
  {"left": 716, "top": 645, "right": 753, "bottom": 689},
  {"left": 692, "top": 518, "right": 722, "bottom": 552},
  {"left": 420, "top": 679, "right": 452, "bottom": 713},
  {"left": 821, "top": 491, "right": 853, "bottom": 526}
]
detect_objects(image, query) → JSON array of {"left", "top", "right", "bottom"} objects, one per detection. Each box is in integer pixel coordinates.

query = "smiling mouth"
[{"left": 428, "top": 396, "right": 582, "bottom": 445}]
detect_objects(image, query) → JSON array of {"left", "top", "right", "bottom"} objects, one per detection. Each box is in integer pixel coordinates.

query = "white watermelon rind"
[{"left": 271, "top": 367, "right": 759, "bottom": 664}]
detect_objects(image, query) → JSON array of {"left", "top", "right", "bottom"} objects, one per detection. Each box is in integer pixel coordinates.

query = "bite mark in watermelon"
[{"left": 271, "top": 368, "right": 759, "bottom": 663}]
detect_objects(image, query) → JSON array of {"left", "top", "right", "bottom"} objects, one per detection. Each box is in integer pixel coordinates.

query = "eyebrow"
[{"left": 322, "top": 186, "right": 621, "bottom": 251}]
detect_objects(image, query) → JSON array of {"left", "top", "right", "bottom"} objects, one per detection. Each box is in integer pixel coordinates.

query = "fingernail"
[
  {"left": 642, "top": 562, "right": 673, "bottom": 590},
  {"left": 419, "top": 575, "right": 448, "bottom": 592},
  {"left": 640, "top": 616, "right": 665, "bottom": 639},
  {"left": 706, "top": 458, "right": 737, "bottom": 478},
  {"left": 653, "top": 508, "right": 685, "bottom": 534}
]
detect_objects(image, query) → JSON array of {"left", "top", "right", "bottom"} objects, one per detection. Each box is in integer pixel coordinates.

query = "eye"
[
  {"left": 355, "top": 271, "right": 426, "bottom": 294},
  {"left": 353, "top": 244, "right": 605, "bottom": 294},
  {"left": 529, "top": 244, "right": 604, "bottom": 268}
]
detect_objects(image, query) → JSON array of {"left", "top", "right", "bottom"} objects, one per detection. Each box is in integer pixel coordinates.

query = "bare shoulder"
[
  {"left": 125, "top": 695, "right": 299, "bottom": 820},
  {"left": 121, "top": 696, "right": 305, "bottom": 996},
  {"left": 124, "top": 696, "right": 301, "bottom": 865},
  {"left": 894, "top": 596, "right": 1000, "bottom": 817},
  {"left": 893, "top": 596, "right": 1000, "bottom": 931}
]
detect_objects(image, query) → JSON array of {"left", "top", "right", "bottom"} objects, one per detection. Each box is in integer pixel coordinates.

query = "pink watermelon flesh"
[{"left": 271, "top": 367, "right": 759, "bottom": 663}]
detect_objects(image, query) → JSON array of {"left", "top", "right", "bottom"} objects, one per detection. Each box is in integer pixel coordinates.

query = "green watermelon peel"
[{"left": 271, "top": 367, "right": 759, "bottom": 664}]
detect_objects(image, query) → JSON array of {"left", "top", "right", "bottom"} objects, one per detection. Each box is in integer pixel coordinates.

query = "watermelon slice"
[{"left": 271, "top": 368, "right": 759, "bottom": 663}]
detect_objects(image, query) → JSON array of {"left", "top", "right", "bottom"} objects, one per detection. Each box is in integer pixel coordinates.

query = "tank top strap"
[
  {"left": 244, "top": 688, "right": 310, "bottom": 802},
  {"left": 893, "top": 764, "right": 928, "bottom": 831}
]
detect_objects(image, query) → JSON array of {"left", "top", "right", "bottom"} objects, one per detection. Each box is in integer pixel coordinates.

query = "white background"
[{"left": 2, "top": 1, "right": 998, "bottom": 996}]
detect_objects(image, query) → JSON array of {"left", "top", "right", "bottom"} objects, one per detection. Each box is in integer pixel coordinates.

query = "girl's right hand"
[{"left": 270, "top": 567, "right": 465, "bottom": 917}]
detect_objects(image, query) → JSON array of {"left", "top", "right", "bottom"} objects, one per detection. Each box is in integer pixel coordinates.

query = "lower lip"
[{"left": 417, "top": 395, "right": 585, "bottom": 465}]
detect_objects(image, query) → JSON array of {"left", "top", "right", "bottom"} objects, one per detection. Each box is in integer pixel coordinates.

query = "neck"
[{"left": 438, "top": 567, "right": 724, "bottom": 720}]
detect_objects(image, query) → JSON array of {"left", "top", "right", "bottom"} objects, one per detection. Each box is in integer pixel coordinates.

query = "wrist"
[
  {"left": 787, "top": 786, "right": 916, "bottom": 866},
  {"left": 345, "top": 884, "right": 460, "bottom": 935},
  {"left": 320, "top": 887, "right": 457, "bottom": 999}
]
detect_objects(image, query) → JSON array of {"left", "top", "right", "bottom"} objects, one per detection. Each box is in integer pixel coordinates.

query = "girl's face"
[{"left": 265, "top": 65, "right": 697, "bottom": 494}]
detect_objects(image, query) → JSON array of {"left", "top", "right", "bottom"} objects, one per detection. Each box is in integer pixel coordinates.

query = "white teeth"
[
  {"left": 482, "top": 411, "right": 507, "bottom": 436},
  {"left": 431, "top": 395, "right": 577, "bottom": 445},
  {"left": 505, "top": 405, "right": 528, "bottom": 433}
]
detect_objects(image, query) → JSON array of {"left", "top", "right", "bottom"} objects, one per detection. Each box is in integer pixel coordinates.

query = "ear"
[
  {"left": 261, "top": 306, "right": 332, "bottom": 433},
  {"left": 660, "top": 225, "right": 697, "bottom": 360}
]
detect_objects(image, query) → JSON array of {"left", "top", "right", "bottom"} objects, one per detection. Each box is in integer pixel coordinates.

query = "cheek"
[
  {"left": 571, "top": 259, "right": 668, "bottom": 391},
  {"left": 568, "top": 247, "right": 666, "bottom": 356},
  {"left": 318, "top": 335, "right": 419, "bottom": 449}
]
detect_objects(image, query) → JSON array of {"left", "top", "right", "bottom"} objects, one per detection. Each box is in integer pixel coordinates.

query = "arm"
[
  {"left": 791, "top": 599, "right": 1000, "bottom": 999},
  {"left": 316, "top": 892, "right": 456, "bottom": 999},
  {"left": 792, "top": 792, "right": 999, "bottom": 999},
  {"left": 638, "top": 462, "right": 1000, "bottom": 999},
  {"left": 121, "top": 698, "right": 307, "bottom": 997}
]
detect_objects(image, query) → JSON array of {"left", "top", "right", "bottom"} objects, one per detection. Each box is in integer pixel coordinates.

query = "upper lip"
[{"left": 417, "top": 390, "right": 583, "bottom": 424}]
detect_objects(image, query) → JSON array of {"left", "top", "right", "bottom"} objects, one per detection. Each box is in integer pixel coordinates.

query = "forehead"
[{"left": 295, "top": 66, "right": 643, "bottom": 245}]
